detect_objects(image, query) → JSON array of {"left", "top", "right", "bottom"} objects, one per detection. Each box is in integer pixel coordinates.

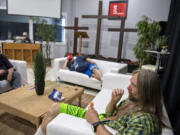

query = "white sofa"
[
  {"left": 52, "top": 57, "right": 127, "bottom": 90},
  {"left": 0, "top": 59, "right": 27, "bottom": 93},
  {"left": 46, "top": 73, "right": 173, "bottom": 135}
]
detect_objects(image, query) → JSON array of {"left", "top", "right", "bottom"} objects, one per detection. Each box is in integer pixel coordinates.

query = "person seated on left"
[
  {"left": 22, "top": 32, "right": 31, "bottom": 43},
  {"left": 0, "top": 54, "right": 21, "bottom": 90}
]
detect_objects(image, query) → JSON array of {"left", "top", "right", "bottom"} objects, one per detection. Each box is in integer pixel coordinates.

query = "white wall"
[
  {"left": 1, "top": 0, "right": 170, "bottom": 60},
  {"left": 63, "top": 0, "right": 171, "bottom": 61},
  {"left": 0, "top": 0, "right": 6, "bottom": 10}
]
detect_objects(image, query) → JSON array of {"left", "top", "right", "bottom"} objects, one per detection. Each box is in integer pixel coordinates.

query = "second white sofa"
[
  {"left": 53, "top": 57, "right": 127, "bottom": 90},
  {"left": 46, "top": 73, "right": 173, "bottom": 135}
]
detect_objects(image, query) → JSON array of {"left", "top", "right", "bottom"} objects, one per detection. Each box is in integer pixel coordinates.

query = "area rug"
[{"left": 0, "top": 93, "right": 95, "bottom": 135}]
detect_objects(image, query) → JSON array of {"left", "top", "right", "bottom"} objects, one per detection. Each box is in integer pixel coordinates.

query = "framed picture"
[{"left": 109, "top": 0, "right": 128, "bottom": 19}]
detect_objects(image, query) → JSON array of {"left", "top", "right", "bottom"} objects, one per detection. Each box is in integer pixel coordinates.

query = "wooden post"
[
  {"left": 79, "top": 35, "right": 82, "bottom": 56},
  {"left": 75, "top": 32, "right": 89, "bottom": 56},
  {"left": 108, "top": 19, "right": 137, "bottom": 61},
  {"left": 64, "top": 18, "right": 88, "bottom": 55}
]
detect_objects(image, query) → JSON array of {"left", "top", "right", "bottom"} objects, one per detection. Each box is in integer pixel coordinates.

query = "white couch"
[
  {"left": 46, "top": 73, "right": 173, "bottom": 135},
  {"left": 0, "top": 59, "right": 27, "bottom": 93},
  {"left": 52, "top": 57, "right": 127, "bottom": 90}
]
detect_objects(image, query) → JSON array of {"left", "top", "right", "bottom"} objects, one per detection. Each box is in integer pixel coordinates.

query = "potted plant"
[
  {"left": 34, "top": 18, "right": 56, "bottom": 66},
  {"left": 134, "top": 16, "right": 161, "bottom": 67},
  {"left": 34, "top": 51, "right": 46, "bottom": 95},
  {"left": 157, "top": 35, "right": 168, "bottom": 52}
]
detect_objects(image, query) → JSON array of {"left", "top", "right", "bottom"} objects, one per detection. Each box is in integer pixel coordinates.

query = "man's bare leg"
[
  {"left": 41, "top": 103, "right": 60, "bottom": 133},
  {"left": 92, "top": 69, "right": 102, "bottom": 81}
]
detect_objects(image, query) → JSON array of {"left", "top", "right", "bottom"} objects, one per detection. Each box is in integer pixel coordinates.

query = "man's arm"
[
  {"left": 62, "top": 59, "right": 69, "bottom": 69},
  {"left": 106, "top": 89, "right": 124, "bottom": 113},
  {"left": 85, "top": 107, "right": 112, "bottom": 135},
  {"left": 0, "top": 69, "right": 6, "bottom": 75},
  {"left": 7, "top": 67, "right": 14, "bottom": 82},
  {"left": 86, "top": 58, "right": 96, "bottom": 65}
]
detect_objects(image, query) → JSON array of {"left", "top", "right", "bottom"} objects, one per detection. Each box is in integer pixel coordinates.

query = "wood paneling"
[{"left": 2, "top": 43, "right": 41, "bottom": 63}]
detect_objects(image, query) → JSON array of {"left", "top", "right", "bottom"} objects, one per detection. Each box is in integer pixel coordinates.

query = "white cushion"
[
  {"left": 47, "top": 113, "right": 117, "bottom": 135},
  {"left": 47, "top": 113, "right": 94, "bottom": 135},
  {"left": 93, "top": 59, "right": 126, "bottom": 74},
  {"left": 10, "top": 59, "right": 27, "bottom": 85},
  {"left": 102, "top": 73, "right": 131, "bottom": 90},
  {"left": 58, "top": 69, "right": 101, "bottom": 90}
]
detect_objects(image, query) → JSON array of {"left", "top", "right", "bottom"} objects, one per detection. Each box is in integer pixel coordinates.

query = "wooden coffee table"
[{"left": 0, "top": 81, "right": 84, "bottom": 128}]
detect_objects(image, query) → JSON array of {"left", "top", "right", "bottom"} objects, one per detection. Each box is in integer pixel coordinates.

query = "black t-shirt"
[
  {"left": 67, "top": 56, "right": 90, "bottom": 73},
  {"left": 0, "top": 54, "right": 13, "bottom": 70},
  {"left": 0, "top": 54, "right": 13, "bottom": 80},
  {"left": 23, "top": 37, "right": 31, "bottom": 43}
]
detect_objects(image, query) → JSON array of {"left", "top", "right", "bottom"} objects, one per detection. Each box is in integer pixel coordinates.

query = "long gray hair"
[{"left": 134, "top": 69, "right": 165, "bottom": 127}]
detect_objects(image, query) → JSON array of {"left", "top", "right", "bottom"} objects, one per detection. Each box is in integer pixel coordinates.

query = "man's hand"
[
  {"left": 65, "top": 58, "right": 69, "bottom": 63},
  {"left": 7, "top": 74, "right": 13, "bottom": 82},
  {"left": 85, "top": 106, "right": 100, "bottom": 124},
  {"left": 86, "top": 58, "right": 96, "bottom": 65},
  {"left": 105, "top": 89, "right": 124, "bottom": 114},
  {"left": 0, "top": 70, "right": 5, "bottom": 75},
  {"left": 62, "top": 59, "right": 69, "bottom": 69},
  {"left": 111, "top": 89, "right": 124, "bottom": 104}
]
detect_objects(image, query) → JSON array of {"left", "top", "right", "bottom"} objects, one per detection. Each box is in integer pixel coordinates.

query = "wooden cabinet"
[{"left": 2, "top": 43, "right": 41, "bottom": 63}]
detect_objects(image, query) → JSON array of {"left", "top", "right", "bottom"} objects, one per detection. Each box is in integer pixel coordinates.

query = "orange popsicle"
[{"left": 90, "top": 102, "right": 94, "bottom": 107}]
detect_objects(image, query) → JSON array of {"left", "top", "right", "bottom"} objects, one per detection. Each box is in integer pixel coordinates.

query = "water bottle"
[{"left": 56, "top": 76, "right": 61, "bottom": 83}]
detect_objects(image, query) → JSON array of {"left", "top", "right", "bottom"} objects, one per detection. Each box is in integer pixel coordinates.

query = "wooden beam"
[
  {"left": 64, "top": 17, "right": 88, "bottom": 55},
  {"left": 108, "top": 19, "right": 137, "bottom": 61},
  {"left": 108, "top": 28, "right": 137, "bottom": 32}
]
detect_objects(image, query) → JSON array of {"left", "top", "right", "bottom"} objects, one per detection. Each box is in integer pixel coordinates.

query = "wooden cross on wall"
[
  {"left": 65, "top": 17, "right": 88, "bottom": 55},
  {"left": 82, "top": 0, "right": 121, "bottom": 56},
  {"left": 108, "top": 19, "right": 137, "bottom": 61}
]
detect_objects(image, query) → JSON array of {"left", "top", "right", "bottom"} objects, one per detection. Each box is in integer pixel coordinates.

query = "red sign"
[{"left": 109, "top": 1, "right": 128, "bottom": 19}]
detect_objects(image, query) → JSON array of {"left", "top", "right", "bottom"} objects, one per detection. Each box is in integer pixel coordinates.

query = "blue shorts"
[{"left": 85, "top": 64, "right": 98, "bottom": 77}]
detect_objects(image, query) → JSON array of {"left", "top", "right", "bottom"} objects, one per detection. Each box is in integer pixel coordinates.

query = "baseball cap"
[
  {"left": 67, "top": 54, "right": 73, "bottom": 60},
  {"left": 23, "top": 32, "right": 27, "bottom": 36}
]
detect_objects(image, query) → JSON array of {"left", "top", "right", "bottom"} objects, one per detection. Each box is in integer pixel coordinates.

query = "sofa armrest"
[
  {"left": 102, "top": 73, "right": 131, "bottom": 90},
  {"left": 110, "top": 64, "right": 127, "bottom": 73},
  {"left": 47, "top": 113, "right": 94, "bottom": 135},
  {"left": 52, "top": 57, "right": 67, "bottom": 79},
  {"left": 110, "top": 67, "right": 120, "bottom": 73},
  {"left": 9, "top": 59, "right": 27, "bottom": 85},
  {"left": 47, "top": 113, "right": 117, "bottom": 135}
]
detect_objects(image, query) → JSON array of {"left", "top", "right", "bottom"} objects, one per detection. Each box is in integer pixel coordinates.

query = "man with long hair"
[{"left": 35, "top": 69, "right": 165, "bottom": 135}]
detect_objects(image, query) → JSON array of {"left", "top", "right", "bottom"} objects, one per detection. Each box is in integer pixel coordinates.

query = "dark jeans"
[
  {"left": 11, "top": 71, "right": 21, "bottom": 89},
  {"left": 0, "top": 71, "right": 21, "bottom": 89}
]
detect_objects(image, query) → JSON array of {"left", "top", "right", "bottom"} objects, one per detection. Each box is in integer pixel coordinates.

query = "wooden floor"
[{"left": 0, "top": 93, "right": 94, "bottom": 135}]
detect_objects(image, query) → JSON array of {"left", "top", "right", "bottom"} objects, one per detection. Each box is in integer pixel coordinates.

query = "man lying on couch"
[
  {"left": 36, "top": 69, "right": 167, "bottom": 135},
  {"left": 62, "top": 54, "right": 102, "bottom": 81},
  {"left": 0, "top": 54, "right": 21, "bottom": 90}
]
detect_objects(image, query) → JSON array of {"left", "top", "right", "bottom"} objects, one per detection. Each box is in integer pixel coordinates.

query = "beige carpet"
[{"left": 0, "top": 93, "right": 95, "bottom": 135}]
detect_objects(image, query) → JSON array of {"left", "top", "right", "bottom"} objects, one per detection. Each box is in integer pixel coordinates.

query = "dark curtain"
[{"left": 163, "top": 0, "right": 180, "bottom": 134}]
